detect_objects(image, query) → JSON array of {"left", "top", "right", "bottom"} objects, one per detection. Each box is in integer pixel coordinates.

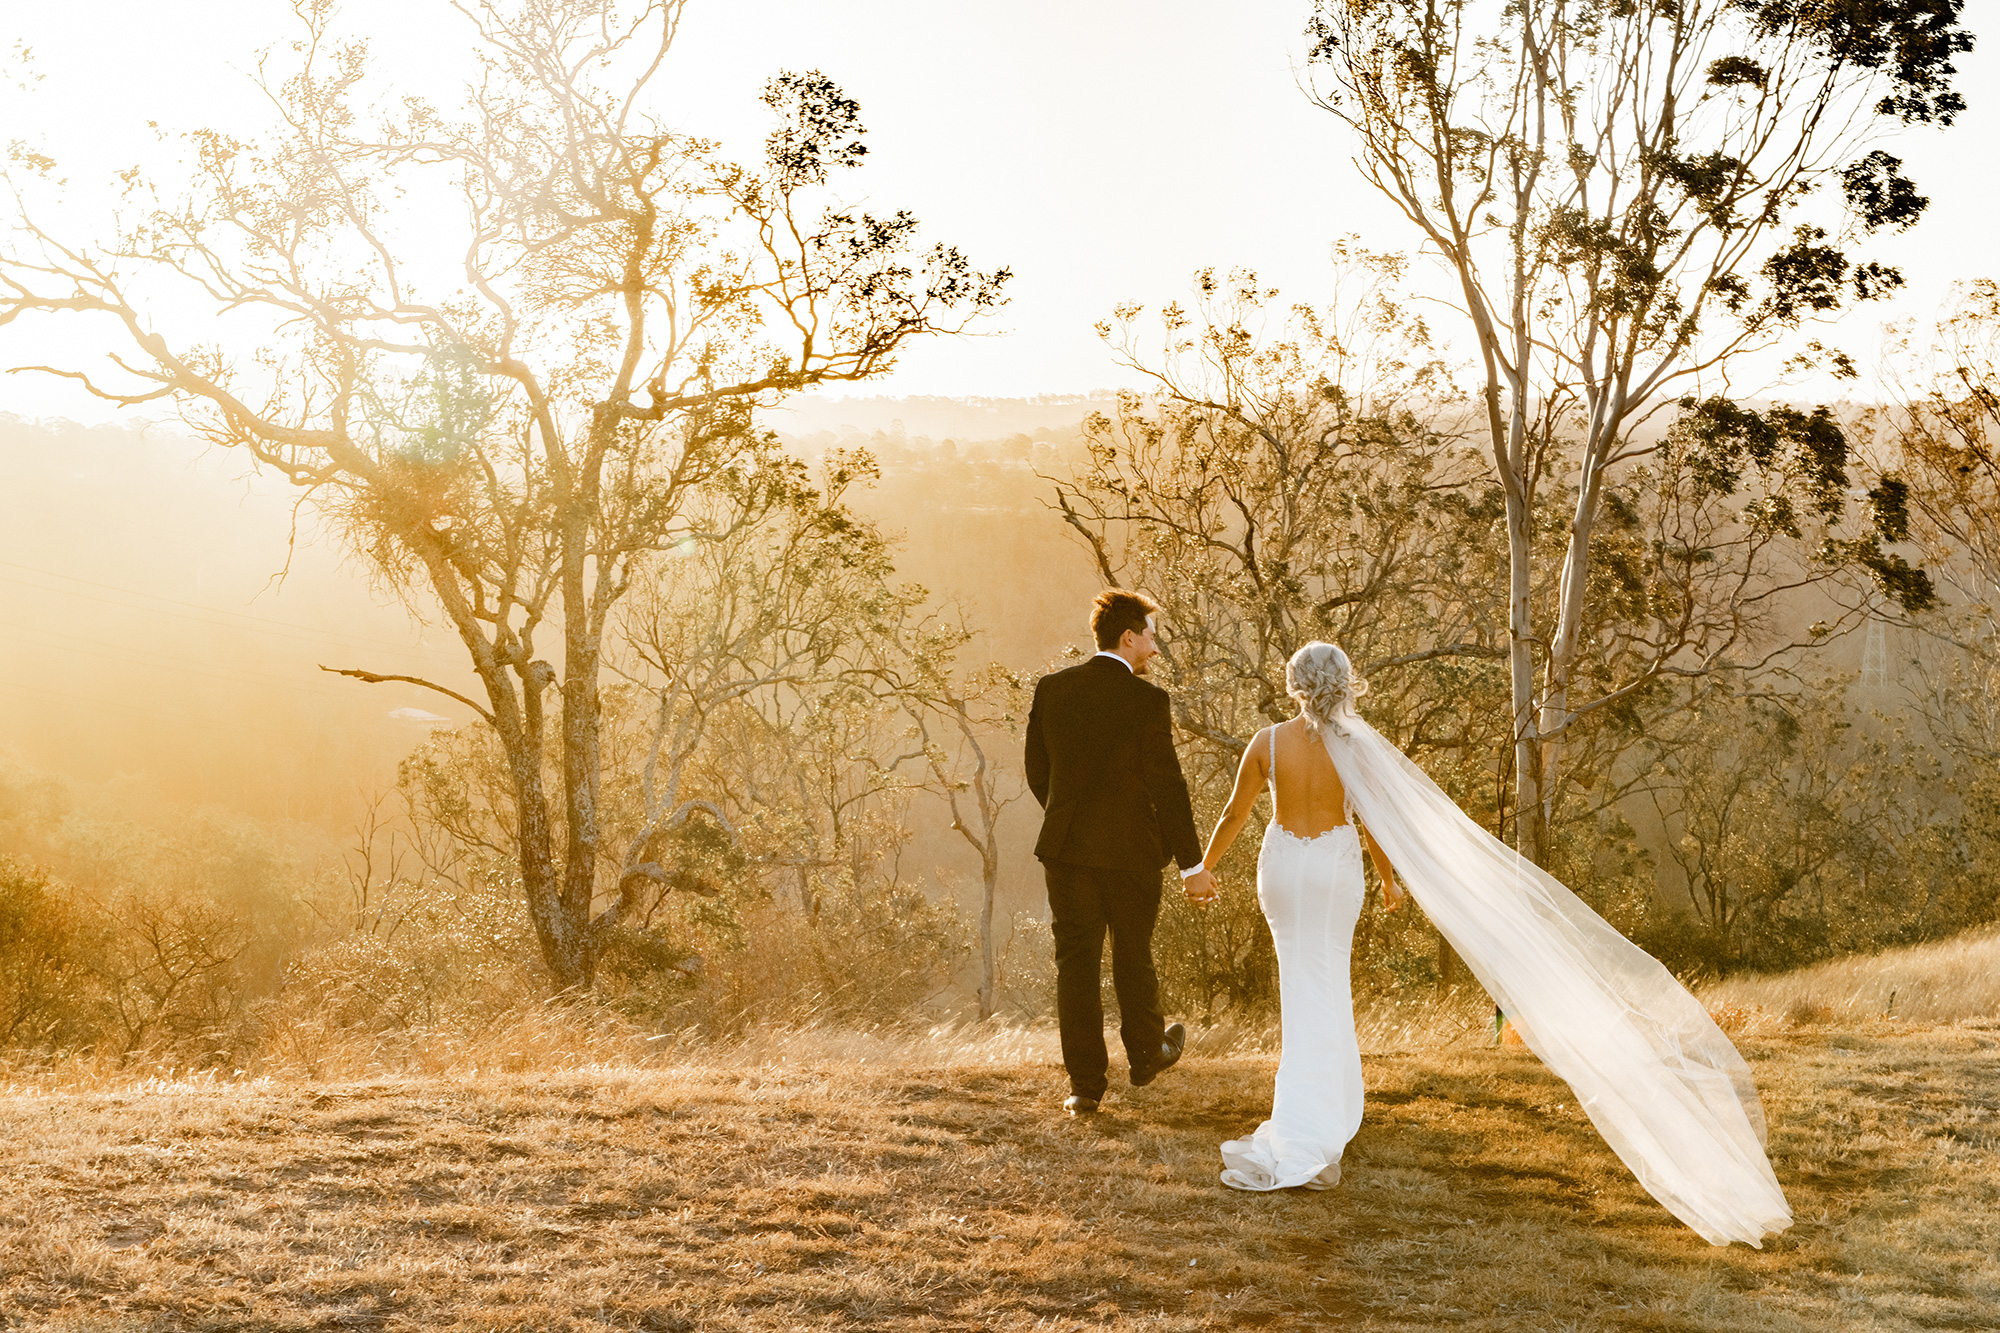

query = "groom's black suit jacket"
[{"left": 1024, "top": 654, "right": 1203, "bottom": 872}]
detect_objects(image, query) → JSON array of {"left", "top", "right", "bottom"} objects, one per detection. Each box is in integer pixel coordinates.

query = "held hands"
[
  {"left": 1182, "top": 866, "right": 1218, "bottom": 906},
  {"left": 1382, "top": 875, "right": 1407, "bottom": 911}
]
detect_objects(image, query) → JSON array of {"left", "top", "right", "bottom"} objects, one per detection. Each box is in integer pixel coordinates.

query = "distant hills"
[{"left": 767, "top": 393, "right": 1120, "bottom": 445}]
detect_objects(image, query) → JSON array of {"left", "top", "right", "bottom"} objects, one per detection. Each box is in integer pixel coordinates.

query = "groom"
[{"left": 1025, "top": 588, "right": 1216, "bottom": 1115}]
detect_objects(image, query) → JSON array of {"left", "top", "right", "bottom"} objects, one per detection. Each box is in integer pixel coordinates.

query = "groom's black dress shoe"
[
  {"left": 1130, "top": 1022, "right": 1186, "bottom": 1087},
  {"left": 1063, "top": 1095, "right": 1100, "bottom": 1116}
]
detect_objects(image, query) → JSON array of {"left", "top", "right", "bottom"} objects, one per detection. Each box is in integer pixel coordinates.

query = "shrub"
[
  {"left": 600, "top": 863, "right": 971, "bottom": 1033},
  {"left": 0, "top": 857, "right": 98, "bottom": 1050}
]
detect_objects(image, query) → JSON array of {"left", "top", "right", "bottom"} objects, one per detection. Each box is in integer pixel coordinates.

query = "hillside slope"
[{"left": 1703, "top": 926, "right": 2000, "bottom": 1026}]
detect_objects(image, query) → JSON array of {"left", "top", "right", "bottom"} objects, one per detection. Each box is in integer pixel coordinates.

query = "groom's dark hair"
[{"left": 1091, "top": 588, "right": 1159, "bottom": 650}]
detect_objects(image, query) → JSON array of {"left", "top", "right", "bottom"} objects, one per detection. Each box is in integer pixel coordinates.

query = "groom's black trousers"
[{"left": 1043, "top": 860, "right": 1167, "bottom": 1100}]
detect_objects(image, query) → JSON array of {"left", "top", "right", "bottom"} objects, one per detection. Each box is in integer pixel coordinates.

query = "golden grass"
[
  {"left": 0, "top": 991, "right": 1503, "bottom": 1096},
  {"left": 1702, "top": 925, "right": 2000, "bottom": 1029},
  {"left": 4, "top": 1010, "right": 1998, "bottom": 1331}
]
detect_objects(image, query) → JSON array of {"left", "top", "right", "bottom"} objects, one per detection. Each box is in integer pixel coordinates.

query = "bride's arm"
[
  {"left": 1197, "top": 730, "right": 1268, "bottom": 882},
  {"left": 1361, "top": 825, "right": 1405, "bottom": 910}
]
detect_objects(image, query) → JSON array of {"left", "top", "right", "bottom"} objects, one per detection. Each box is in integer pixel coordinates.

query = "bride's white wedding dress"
[
  {"left": 1220, "top": 730, "right": 1365, "bottom": 1191},
  {"left": 1229, "top": 703, "right": 1792, "bottom": 1248}
]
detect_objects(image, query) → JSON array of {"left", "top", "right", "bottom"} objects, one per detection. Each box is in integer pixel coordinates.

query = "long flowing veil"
[{"left": 1319, "top": 712, "right": 1792, "bottom": 1247}]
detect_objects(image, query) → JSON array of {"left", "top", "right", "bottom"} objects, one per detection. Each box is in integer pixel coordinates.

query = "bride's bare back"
[
  {"left": 1191, "top": 714, "right": 1401, "bottom": 909},
  {"left": 1267, "top": 717, "right": 1350, "bottom": 838}
]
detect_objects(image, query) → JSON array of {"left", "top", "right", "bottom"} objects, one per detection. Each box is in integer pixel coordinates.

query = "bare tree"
[
  {"left": 0, "top": 858, "right": 96, "bottom": 1050},
  {"left": 608, "top": 451, "right": 926, "bottom": 925},
  {"left": 88, "top": 888, "right": 253, "bottom": 1053},
  {"left": 900, "top": 654, "right": 1028, "bottom": 1022},
  {"left": 0, "top": 2, "right": 1004, "bottom": 989},
  {"left": 1308, "top": 0, "right": 1962, "bottom": 860}
]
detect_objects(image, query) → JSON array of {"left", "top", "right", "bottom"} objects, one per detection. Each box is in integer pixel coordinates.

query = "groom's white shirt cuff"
[{"left": 1094, "top": 650, "right": 1203, "bottom": 878}]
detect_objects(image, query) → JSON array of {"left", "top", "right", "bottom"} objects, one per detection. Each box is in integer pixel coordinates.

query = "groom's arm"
[
  {"left": 1024, "top": 679, "right": 1051, "bottom": 808},
  {"left": 1140, "top": 689, "right": 1203, "bottom": 870}
]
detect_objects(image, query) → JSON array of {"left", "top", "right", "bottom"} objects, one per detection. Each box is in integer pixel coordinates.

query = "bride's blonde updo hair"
[{"left": 1286, "top": 642, "right": 1368, "bottom": 732}]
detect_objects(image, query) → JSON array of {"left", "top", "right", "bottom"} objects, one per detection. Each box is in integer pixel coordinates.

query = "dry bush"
[
  {"left": 604, "top": 883, "right": 971, "bottom": 1035},
  {"left": 86, "top": 885, "right": 258, "bottom": 1054},
  {"left": 1634, "top": 683, "right": 1991, "bottom": 980},
  {"left": 0, "top": 757, "right": 328, "bottom": 1064},
  {"left": 1353, "top": 989, "right": 1510, "bottom": 1052},
  {"left": 989, "top": 907, "right": 1058, "bottom": 1021},
  {"left": 0, "top": 772, "right": 982, "bottom": 1077},
  {"left": 0, "top": 858, "right": 97, "bottom": 1049},
  {"left": 278, "top": 861, "right": 540, "bottom": 1030},
  {"left": 1706, "top": 1000, "right": 1756, "bottom": 1035},
  {"left": 1151, "top": 871, "right": 1278, "bottom": 1020}
]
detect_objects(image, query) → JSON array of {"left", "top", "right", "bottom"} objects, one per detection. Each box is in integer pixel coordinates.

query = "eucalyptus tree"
[
  {"left": 888, "top": 637, "right": 1028, "bottom": 1023},
  {"left": 1885, "top": 280, "right": 2000, "bottom": 640},
  {"left": 0, "top": 2, "right": 1005, "bottom": 989},
  {"left": 1875, "top": 282, "right": 2000, "bottom": 893},
  {"left": 1058, "top": 249, "right": 1945, "bottom": 1007},
  {"left": 1308, "top": 0, "right": 1963, "bottom": 861}
]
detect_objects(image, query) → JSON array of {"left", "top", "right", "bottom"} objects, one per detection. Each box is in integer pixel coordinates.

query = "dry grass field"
[
  {"left": 1703, "top": 926, "right": 2000, "bottom": 1028},
  {"left": 3, "top": 1009, "right": 1998, "bottom": 1332}
]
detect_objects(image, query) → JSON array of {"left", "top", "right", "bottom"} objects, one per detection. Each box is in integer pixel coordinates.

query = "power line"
[
  {"left": 0, "top": 557, "right": 428, "bottom": 646},
  {"left": 0, "top": 679, "right": 344, "bottom": 742},
  {"left": 0, "top": 678, "right": 465, "bottom": 744},
  {"left": 0, "top": 558, "right": 434, "bottom": 655},
  {"left": 3, "top": 623, "right": 421, "bottom": 698}
]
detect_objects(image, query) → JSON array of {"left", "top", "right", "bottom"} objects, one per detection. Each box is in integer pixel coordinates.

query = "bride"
[{"left": 1189, "top": 642, "right": 1793, "bottom": 1248}]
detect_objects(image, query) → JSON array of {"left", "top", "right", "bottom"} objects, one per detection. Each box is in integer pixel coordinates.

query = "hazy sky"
[{"left": 3, "top": 0, "right": 1996, "bottom": 420}]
